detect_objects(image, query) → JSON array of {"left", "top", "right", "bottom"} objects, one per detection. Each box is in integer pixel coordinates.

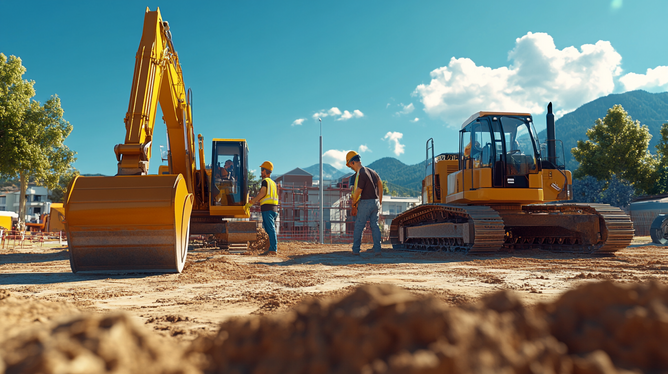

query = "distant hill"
[
  {"left": 302, "top": 163, "right": 348, "bottom": 181},
  {"left": 541, "top": 90, "right": 668, "bottom": 171},
  {"left": 367, "top": 157, "right": 425, "bottom": 196}
]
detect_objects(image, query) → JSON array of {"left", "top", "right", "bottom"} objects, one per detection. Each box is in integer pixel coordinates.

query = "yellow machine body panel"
[
  {"left": 65, "top": 175, "right": 193, "bottom": 273},
  {"left": 47, "top": 203, "right": 66, "bottom": 232},
  {"left": 0, "top": 215, "right": 12, "bottom": 230}
]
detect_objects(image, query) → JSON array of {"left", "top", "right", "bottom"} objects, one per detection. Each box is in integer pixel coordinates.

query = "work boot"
[{"left": 260, "top": 250, "right": 277, "bottom": 256}]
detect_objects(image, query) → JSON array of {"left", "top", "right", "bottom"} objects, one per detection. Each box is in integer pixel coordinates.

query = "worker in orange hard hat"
[
  {"left": 245, "top": 161, "right": 279, "bottom": 255},
  {"left": 346, "top": 150, "right": 383, "bottom": 256}
]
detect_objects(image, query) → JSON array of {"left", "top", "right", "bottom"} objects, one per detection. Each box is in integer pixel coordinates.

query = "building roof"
[{"left": 278, "top": 168, "right": 313, "bottom": 177}]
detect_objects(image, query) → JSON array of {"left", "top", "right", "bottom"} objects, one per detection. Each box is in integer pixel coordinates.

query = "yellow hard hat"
[
  {"left": 346, "top": 151, "right": 360, "bottom": 167},
  {"left": 260, "top": 161, "right": 274, "bottom": 172}
]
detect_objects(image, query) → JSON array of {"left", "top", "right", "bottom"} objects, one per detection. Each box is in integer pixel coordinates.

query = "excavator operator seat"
[{"left": 211, "top": 139, "right": 248, "bottom": 207}]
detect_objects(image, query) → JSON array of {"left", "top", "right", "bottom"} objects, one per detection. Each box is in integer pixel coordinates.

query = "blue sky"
[{"left": 2, "top": 0, "right": 667, "bottom": 176}]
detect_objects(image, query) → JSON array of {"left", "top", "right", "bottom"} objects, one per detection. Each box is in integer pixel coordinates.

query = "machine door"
[
  {"left": 210, "top": 140, "right": 248, "bottom": 207},
  {"left": 493, "top": 116, "right": 539, "bottom": 188}
]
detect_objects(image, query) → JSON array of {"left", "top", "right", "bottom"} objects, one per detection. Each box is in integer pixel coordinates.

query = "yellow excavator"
[
  {"left": 64, "top": 8, "right": 255, "bottom": 273},
  {"left": 390, "top": 103, "right": 634, "bottom": 254}
]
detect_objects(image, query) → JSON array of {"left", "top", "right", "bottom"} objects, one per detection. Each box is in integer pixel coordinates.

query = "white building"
[
  {"left": 380, "top": 195, "right": 421, "bottom": 233},
  {"left": 0, "top": 185, "right": 52, "bottom": 223}
]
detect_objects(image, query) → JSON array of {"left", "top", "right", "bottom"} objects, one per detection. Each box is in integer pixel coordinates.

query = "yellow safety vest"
[
  {"left": 352, "top": 172, "right": 360, "bottom": 204},
  {"left": 260, "top": 177, "right": 278, "bottom": 205}
]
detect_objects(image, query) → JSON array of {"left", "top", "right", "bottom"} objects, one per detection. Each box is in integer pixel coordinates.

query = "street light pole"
[{"left": 319, "top": 118, "right": 324, "bottom": 244}]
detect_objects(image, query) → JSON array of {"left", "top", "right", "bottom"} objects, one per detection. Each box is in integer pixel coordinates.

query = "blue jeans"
[
  {"left": 262, "top": 210, "right": 278, "bottom": 252},
  {"left": 352, "top": 199, "right": 381, "bottom": 253}
]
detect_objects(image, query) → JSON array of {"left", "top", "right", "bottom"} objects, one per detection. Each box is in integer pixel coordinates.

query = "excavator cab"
[
  {"left": 209, "top": 139, "right": 248, "bottom": 216},
  {"left": 446, "top": 112, "right": 546, "bottom": 204},
  {"left": 460, "top": 113, "right": 540, "bottom": 189}
]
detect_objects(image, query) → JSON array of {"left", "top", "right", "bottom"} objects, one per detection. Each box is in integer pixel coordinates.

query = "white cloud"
[
  {"left": 410, "top": 118, "right": 420, "bottom": 123},
  {"left": 414, "top": 32, "right": 625, "bottom": 127},
  {"left": 337, "top": 109, "right": 365, "bottom": 121},
  {"left": 619, "top": 66, "right": 668, "bottom": 92},
  {"left": 395, "top": 103, "right": 415, "bottom": 116},
  {"left": 312, "top": 107, "right": 364, "bottom": 121},
  {"left": 328, "top": 107, "right": 342, "bottom": 116},
  {"left": 383, "top": 132, "right": 405, "bottom": 156},
  {"left": 611, "top": 0, "right": 623, "bottom": 10},
  {"left": 291, "top": 118, "right": 305, "bottom": 126},
  {"left": 322, "top": 149, "right": 349, "bottom": 169},
  {"left": 358, "top": 144, "right": 371, "bottom": 153}
]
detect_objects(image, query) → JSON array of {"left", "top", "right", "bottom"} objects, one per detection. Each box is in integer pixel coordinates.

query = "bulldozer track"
[
  {"left": 390, "top": 203, "right": 634, "bottom": 255},
  {"left": 390, "top": 204, "right": 505, "bottom": 254}
]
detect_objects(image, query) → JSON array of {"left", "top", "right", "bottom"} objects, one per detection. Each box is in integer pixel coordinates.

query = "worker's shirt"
[
  {"left": 356, "top": 167, "right": 381, "bottom": 200},
  {"left": 260, "top": 179, "right": 279, "bottom": 212}
]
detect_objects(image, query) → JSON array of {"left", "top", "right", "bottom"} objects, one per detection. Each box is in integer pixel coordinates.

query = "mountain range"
[
  {"left": 545, "top": 90, "right": 668, "bottom": 170},
  {"left": 301, "top": 90, "right": 668, "bottom": 196}
]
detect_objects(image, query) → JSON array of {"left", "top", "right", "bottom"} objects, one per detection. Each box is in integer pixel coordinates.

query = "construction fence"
[
  {"left": 0, "top": 229, "right": 67, "bottom": 250},
  {"left": 250, "top": 184, "right": 390, "bottom": 244}
]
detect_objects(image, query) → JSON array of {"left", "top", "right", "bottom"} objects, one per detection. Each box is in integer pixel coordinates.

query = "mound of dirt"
[
  {"left": 0, "top": 311, "right": 199, "bottom": 374},
  {"left": 189, "top": 284, "right": 569, "bottom": 374},
  {"left": 247, "top": 228, "right": 269, "bottom": 252},
  {"left": 5, "top": 281, "right": 668, "bottom": 373},
  {"left": 544, "top": 281, "right": 668, "bottom": 372}
]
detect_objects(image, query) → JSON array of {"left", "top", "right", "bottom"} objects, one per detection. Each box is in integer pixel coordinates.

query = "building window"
[
  {"left": 0, "top": 197, "right": 5, "bottom": 204},
  {"left": 34, "top": 207, "right": 41, "bottom": 215},
  {"left": 33, "top": 195, "right": 42, "bottom": 202},
  {"left": 295, "top": 209, "right": 301, "bottom": 221}
]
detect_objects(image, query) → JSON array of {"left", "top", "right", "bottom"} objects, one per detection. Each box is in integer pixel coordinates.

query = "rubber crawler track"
[{"left": 390, "top": 203, "right": 634, "bottom": 255}]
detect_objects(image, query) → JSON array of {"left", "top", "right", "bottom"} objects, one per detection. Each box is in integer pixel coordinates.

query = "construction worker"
[
  {"left": 245, "top": 161, "right": 279, "bottom": 256},
  {"left": 346, "top": 151, "right": 383, "bottom": 256}
]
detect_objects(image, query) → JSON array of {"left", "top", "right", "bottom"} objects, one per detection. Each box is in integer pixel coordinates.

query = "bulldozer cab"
[
  {"left": 211, "top": 139, "right": 248, "bottom": 208},
  {"left": 460, "top": 113, "right": 540, "bottom": 189}
]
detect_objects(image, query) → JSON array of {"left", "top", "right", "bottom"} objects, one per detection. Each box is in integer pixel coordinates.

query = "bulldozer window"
[{"left": 471, "top": 121, "right": 492, "bottom": 168}]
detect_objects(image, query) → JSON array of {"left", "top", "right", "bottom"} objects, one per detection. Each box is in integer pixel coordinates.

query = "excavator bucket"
[{"left": 64, "top": 174, "right": 193, "bottom": 273}]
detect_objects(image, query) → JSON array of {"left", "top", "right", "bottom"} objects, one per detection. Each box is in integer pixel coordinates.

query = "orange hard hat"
[
  {"left": 346, "top": 151, "right": 360, "bottom": 167},
  {"left": 260, "top": 161, "right": 274, "bottom": 172}
]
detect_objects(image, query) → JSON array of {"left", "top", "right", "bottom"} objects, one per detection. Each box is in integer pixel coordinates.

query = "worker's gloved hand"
[{"left": 243, "top": 202, "right": 253, "bottom": 214}]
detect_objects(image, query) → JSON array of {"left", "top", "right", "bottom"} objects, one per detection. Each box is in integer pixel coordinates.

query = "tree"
[
  {"left": 48, "top": 168, "right": 79, "bottom": 203},
  {"left": 0, "top": 54, "right": 76, "bottom": 228},
  {"left": 248, "top": 170, "right": 261, "bottom": 196},
  {"left": 572, "top": 104, "right": 656, "bottom": 195},
  {"left": 571, "top": 174, "right": 635, "bottom": 208},
  {"left": 382, "top": 180, "right": 389, "bottom": 195},
  {"left": 652, "top": 122, "right": 668, "bottom": 195}
]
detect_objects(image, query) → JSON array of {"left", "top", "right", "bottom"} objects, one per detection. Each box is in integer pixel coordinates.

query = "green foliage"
[
  {"left": 572, "top": 175, "right": 635, "bottom": 208},
  {"left": 48, "top": 169, "right": 79, "bottom": 203},
  {"left": 539, "top": 90, "right": 668, "bottom": 171},
  {"left": 572, "top": 105, "right": 656, "bottom": 195},
  {"left": 653, "top": 123, "right": 668, "bottom": 195},
  {"left": 367, "top": 157, "right": 422, "bottom": 196},
  {"left": 0, "top": 53, "right": 76, "bottom": 223},
  {"left": 382, "top": 180, "right": 389, "bottom": 195},
  {"left": 248, "top": 170, "right": 261, "bottom": 195}
]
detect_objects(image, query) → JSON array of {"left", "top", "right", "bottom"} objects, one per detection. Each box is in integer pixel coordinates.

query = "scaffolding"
[{"left": 250, "top": 183, "right": 387, "bottom": 244}]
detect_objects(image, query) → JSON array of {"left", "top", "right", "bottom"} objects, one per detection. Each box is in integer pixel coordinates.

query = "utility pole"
[{"left": 319, "top": 118, "right": 324, "bottom": 244}]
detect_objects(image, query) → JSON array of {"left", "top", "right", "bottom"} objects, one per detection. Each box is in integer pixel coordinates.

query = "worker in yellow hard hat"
[
  {"left": 245, "top": 161, "right": 279, "bottom": 255},
  {"left": 346, "top": 150, "right": 383, "bottom": 256}
]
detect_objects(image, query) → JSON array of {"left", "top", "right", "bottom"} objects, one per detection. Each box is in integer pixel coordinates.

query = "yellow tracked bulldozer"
[
  {"left": 390, "top": 103, "right": 634, "bottom": 254},
  {"left": 64, "top": 8, "right": 255, "bottom": 273}
]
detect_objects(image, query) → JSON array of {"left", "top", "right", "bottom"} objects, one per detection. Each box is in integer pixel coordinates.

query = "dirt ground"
[{"left": 1, "top": 236, "right": 666, "bottom": 347}]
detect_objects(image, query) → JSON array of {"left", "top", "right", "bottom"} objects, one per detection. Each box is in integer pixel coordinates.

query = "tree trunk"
[{"left": 18, "top": 172, "right": 27, "bottom": 231}]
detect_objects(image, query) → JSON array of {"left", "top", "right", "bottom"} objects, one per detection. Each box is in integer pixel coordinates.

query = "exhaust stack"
[{"left": 546, "top": 102, "right": 556, "bottom": 166}]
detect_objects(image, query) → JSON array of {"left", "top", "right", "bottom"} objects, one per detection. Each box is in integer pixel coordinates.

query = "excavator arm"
[{"left": 115, "top": 8, "right": 196, "bottom": 196}]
